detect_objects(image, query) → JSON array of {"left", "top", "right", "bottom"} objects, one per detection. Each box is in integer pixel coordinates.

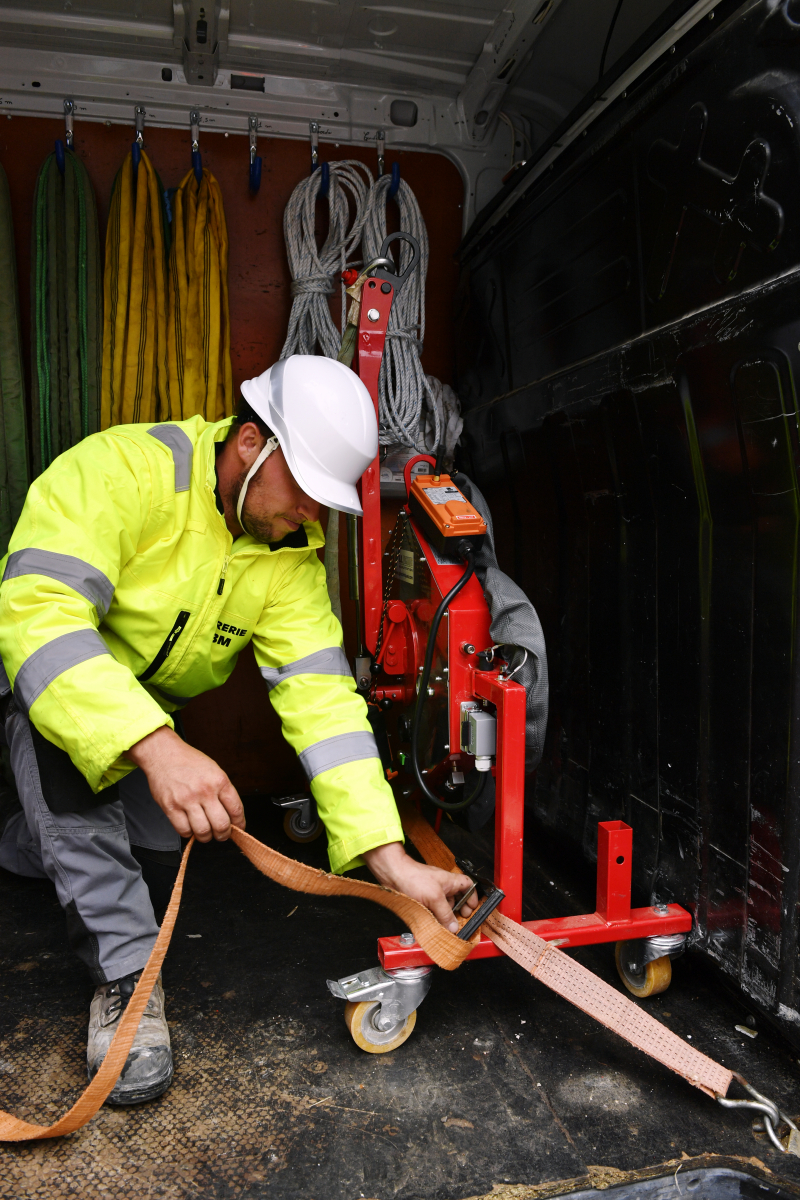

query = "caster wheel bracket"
[
  {"left": 623, "top": 932, "right": 687, "bottom": 976},
  {"left": 327, "top": 964, "right": 432, "bottom": 1024}
]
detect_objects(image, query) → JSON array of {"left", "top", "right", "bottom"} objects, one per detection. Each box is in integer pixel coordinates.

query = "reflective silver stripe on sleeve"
[
  {"left": 147, "top": 425, "right": 194, "bottom": 492},
  {"left": 14, "top": 629, "right": 112, "bottom": 713},
  {"left": 3, "top": 549, "right": 115, "bottom": 618},
  {"left": 298, "top": 730, "right": 379, "bottom": 782},
  {"left": 260, "top": 646, "right": 352, "bottom": 692}
]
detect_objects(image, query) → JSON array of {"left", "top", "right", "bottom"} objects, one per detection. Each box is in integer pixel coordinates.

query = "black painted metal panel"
[{"left": 456, "top": 0, "right": 800, "bottom": 1044}]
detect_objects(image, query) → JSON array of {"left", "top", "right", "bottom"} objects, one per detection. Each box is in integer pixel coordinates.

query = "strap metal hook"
[{"left": 717, "top": 1073, "right": 800, "bottom": 1154}]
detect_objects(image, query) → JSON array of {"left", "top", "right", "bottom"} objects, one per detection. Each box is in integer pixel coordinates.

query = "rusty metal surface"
[{"left": 2, "top": 805, "right": 800, "bottom": 1200}]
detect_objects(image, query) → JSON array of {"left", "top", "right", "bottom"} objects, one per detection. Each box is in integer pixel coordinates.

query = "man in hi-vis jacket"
[{"left": 0, "top": 355, "right": 475, "bottom": 1105}]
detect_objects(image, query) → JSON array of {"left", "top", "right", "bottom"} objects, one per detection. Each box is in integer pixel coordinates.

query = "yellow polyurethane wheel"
[
  {"left": 283, "top": 809, "right": 323, "bottom": 843},
  {"left": 615, "top": 942, "right": 672, "bottom": 998},
  {"left": 344, "top": 1000, "right": 417, "bottom": 1054}
]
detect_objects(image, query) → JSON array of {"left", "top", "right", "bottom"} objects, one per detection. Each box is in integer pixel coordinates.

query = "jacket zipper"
[
  {"left": 139, "top": 611, "right": 191, "bottom": 682},
  {"left": 217, "top": 555, "right": 231, "bottom": 596}
]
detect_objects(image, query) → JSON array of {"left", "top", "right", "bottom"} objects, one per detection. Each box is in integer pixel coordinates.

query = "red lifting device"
[{"left": 348, "top": 258, "right": 692, "bottom": 976}]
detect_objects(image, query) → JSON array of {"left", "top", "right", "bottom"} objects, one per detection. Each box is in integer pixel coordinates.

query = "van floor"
[{"left": 2, "top": 799, "right": 800, "bottom": 1200}]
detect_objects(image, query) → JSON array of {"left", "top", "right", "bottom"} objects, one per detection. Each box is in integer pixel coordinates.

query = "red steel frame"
[
  {"left": 354, "top": 274, "right": 393, "bottom": 656},
  {"left": 351, "top": 268, "right": 693, "bottom": 975}
]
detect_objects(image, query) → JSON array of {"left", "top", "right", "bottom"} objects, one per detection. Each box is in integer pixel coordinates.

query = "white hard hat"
[{"left": 240, "top": 355, "right": 377, "bottom": 516}]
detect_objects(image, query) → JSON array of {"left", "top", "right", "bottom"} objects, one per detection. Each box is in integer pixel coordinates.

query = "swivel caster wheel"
[
  {"left": 283, "top": 808, "right": 323, "bottom": 843},
  {"left": 615, "top": 941, "right": 672, "bottom": 998},
  {"left": 344, "top": 1000, "right": 417, "bottom": 1054}
]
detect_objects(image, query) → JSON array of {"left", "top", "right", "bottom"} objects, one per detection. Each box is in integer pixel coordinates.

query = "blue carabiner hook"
[
  {"left": 131, "top": 141, "right": 141, "bottom": 190},
  {"left": 192, "top": 149, "right": 202, "bottom": 186},
  {"left": 316, "top": 160, "right": 330, "bottom": 198},
  {"left": 54, "top": 139, "right": 66, "bottom": 177},
  {"left": 249, "top": 155, "right": 262, "bottom": 195},
  {"left": 387, "top": 160, "right": 400, "bottom": 200}
]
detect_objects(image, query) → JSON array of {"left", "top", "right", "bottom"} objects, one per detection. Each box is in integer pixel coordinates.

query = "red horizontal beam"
[{"left": 377, "top": 903, "right": 693, "bottom": 969}]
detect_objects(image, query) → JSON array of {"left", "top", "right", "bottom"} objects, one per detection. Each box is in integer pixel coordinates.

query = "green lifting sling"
[
  {"left": 0, "top": 162, "right": 29, "bottom": 557},
  {"left": 31, "top": 149, "right": 102, "bottom": 478}
]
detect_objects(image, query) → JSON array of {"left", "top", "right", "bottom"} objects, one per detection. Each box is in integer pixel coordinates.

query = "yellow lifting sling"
[
  {"left": 168, "top": 167, "right": 233, "bottom": 421},
  {"left": 101, "top": 148, "right": 171, "bottom": 428}
]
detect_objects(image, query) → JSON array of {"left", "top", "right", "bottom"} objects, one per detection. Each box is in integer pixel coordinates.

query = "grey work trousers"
[{"left": 0, "top": 702, "right": 180, "bottom": 984}]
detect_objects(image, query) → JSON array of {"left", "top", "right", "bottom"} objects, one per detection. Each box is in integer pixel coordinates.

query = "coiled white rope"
[
  {"left": 361, "top": 175, "right": 443, "bottom": 454},
  {"left": 281, "top": 160, "right": 374, "bottom": 360}
]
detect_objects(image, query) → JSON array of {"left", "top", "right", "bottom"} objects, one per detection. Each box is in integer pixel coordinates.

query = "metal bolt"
[
  {"left": 400, "top": 932, "right": 414, "bottom": 946},
  {"left": 367, "top": 308, "right": 380, "bottom": 321},
  {"left": 655, "top": 903, "right": 669, "bottom": 916},
  {"left": 462, "top": 642, "right": 476, "bottom": 655},
  {"left": 427, "top": 686, "right": 435, "bottom": 696}
]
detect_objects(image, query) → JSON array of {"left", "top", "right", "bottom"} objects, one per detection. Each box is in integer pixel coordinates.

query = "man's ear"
[{"left": 237, "top": 421, "right": 264, "bottom": 464}]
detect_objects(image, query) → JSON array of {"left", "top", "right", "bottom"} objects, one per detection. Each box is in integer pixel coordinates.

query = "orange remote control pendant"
[{"left": 408, "top": 474, "right": 487, "bottom": 556}]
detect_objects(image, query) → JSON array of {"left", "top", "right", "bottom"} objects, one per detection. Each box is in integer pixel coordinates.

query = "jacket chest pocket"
[{"left": 138, "top": 611, "right": 191, "bottom": 681}]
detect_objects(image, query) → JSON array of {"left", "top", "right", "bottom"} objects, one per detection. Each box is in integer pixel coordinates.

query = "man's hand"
[
  {"left": 363, "top": 841, "right": 478, "bottom": 933},
  {"left": 127, "top": 726, "right": 245, "bottom": 843}
]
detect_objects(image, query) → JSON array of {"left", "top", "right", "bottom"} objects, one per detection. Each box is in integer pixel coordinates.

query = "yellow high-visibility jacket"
[{"left": 0, "top": 415, "right": 403, "bottom": 873}]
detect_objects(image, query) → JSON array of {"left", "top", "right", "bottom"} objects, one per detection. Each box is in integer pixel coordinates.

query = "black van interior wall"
[{"left": 456, "top": 0, "right": 800, "bottom": 1046}]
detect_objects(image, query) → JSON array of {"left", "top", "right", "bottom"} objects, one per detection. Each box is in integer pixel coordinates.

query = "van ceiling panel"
[{"left": 0, "top": 0, "right": 719, "bottom": 230}]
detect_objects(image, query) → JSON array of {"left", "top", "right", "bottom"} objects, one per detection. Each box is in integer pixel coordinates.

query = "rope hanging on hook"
[{"left": 280, "top": 160, "right": 373, "bottom": 360}]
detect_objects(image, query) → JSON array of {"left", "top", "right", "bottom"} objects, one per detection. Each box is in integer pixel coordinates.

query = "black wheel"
[{"left": 283, "top": 808, "right": 323, "bottom": 844}]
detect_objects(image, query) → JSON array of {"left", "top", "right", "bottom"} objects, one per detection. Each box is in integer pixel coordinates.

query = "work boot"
[{"left": 87, "top": 970, "right": 173, "bottom": 1105}]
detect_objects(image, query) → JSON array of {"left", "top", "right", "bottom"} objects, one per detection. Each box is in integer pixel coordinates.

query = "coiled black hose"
[{"left": 410, "top": 540, "right": 487, "bottom": 812}]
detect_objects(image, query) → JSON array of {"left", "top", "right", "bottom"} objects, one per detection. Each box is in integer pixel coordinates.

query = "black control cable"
[
  {"left": 410, "top": 539, "right": 487, "bottom": 811},
  {"left": 598, "top": 0, "right": 625, "bottom": 81}
]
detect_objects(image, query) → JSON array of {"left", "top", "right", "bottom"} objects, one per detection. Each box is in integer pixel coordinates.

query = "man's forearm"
[{"left": 127, "top": 723, "right": 180, "bottom": 769}]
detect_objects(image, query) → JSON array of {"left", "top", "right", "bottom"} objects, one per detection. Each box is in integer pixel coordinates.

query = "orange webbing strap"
[
  {"left": 397, "top": 800, "right": 460, "bottom": 872},
  {"left": 0, "top": 827, "right": 472, "bottom": 1143},
  {"left": 0, "top": 835, "right": 194, "bottom": 1141},
  {"left": 399, "top": 805, "right": 733, "bottom": 1101}
]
